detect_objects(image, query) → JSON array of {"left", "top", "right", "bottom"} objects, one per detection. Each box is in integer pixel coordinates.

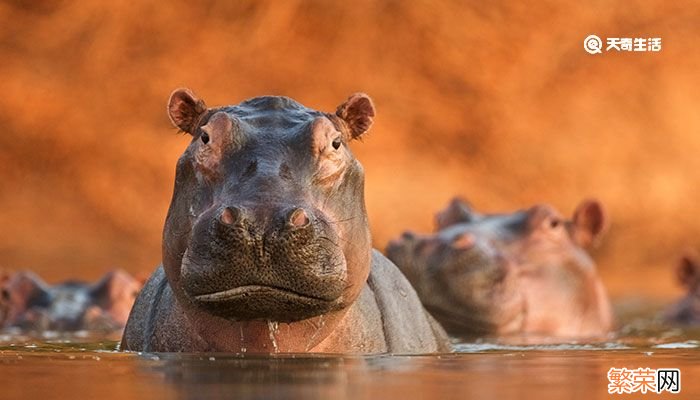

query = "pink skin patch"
[{"left": 451, "top": 233, "right": 476, "bottom": 250}]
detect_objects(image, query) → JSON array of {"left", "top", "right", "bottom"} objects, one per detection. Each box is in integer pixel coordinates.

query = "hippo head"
[
  {"left": 676, "top": 252, "right": 700, "bottom": 292},
  {"left": 0, "top": 271, "right": 10, "bottom": 326},
  {"left": 666, "top": 252, "right": 700, "bottom": 325},
  {"left": 436, "top": 198, "right": 608, "bottom": 271},
  {"left": 162, "top": 89, "right": 374, "bottom": 323},
  {"left": 386, "top": 230, "right": 524, "bottom": 335},
  {"left": 0, "top": 270, "right": 142, "bottom": 332},
  {"left": 435, "top": 198, "right": 612, "bottom": 336},
  {"left": 389, "top": 198, "right": 612, "bottom": 338}
]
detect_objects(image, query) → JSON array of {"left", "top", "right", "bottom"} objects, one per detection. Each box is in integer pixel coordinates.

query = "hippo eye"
[
  {"left": 550, "top": 219, "right": 561, "bottom": 229},
  {"left": 1, "top": 288, "right": 9, "bottom": 301},
  {"left": 200, "top": 132, "right": 210, "bottom": 144},
  {"left": 332, "top": 137, "right": 342, "bottom": 150}
]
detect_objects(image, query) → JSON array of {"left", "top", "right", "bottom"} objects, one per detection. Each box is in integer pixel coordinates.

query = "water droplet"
[{"left": 267, "top": 320, "right": 279, "bottom": 353}]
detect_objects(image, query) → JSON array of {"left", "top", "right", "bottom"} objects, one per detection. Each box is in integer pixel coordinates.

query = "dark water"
[{"left": 2, "top": 301, "right": 698, "bottom": 400}]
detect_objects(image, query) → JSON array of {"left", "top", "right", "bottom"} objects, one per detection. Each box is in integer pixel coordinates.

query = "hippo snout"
[
  {"left": 217, "top": 206, "right": 312, "bottom": 233},
  {"left": 180, "top": 204, "right": 348, "bottom": 322}
]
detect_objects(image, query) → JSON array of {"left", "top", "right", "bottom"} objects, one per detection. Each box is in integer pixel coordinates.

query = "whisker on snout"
[{"left": 317, "top": 235, "right": 341, "bottom": 248}]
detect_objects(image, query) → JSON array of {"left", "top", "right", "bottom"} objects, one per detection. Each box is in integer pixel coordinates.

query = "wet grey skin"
[
  {"left": 121, "top": 89, "right": 450, "bottom": 353},
  {"left": 386, "top": 229, "right": 524, "bottom": 337},
  {"left": 387, "top": 198, "right": 614, "bottom": 339},
  {"left": 1, "top": 270, "right": 139, "bottom": 332}
]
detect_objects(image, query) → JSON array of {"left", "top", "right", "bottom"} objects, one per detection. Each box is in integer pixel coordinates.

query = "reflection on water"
[{"left": 1, "top": 301, "right": 699, "bottom": 400}]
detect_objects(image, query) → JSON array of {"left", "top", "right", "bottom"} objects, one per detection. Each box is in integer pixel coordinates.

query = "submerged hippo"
[
  {"left": 0, "top": 269, "right": 142, "bottom": 332},
  {"left": 121, "top": 89, "right": 449, "bottom": 353},
  {"left": 665, "top": 252, "right": 700, "bottom": 325},
  {"left": 386, "top": 198, "right": 614, "bottom": 339}
]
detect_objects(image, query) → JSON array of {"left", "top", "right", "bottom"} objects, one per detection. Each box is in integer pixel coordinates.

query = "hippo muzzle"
[{"left": 181, "top": 203, "right": 348, "bottom": 322}]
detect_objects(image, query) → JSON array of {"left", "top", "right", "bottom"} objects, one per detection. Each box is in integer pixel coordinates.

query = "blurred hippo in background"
[
  {"left": 0, "top": 269, "right": 142, "bottom": 332},
  {"left": 665, "top": 252, "right": 700, "bottom": 325},
  {"left": 386, "top": 197, "right": 614, "bottom": 340},
  {"left": 0, "top": 270, "right": 10, "bottom": 326},
  {"left": 121, "top": 89, "right": 449, "bottom": 354}
]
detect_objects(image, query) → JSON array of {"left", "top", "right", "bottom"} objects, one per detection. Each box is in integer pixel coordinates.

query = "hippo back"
[{"left": 365, "top": 250, "right": 450, "bottom": 353}]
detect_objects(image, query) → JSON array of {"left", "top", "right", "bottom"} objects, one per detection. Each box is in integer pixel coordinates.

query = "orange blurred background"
[{"left": 0, "top": 1, "right": 698, "bottom": 302}]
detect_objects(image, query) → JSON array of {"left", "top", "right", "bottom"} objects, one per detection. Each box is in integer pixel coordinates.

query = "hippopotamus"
[
  {"left": 0, "top": 269, "right": 142, "bottom": 332},
  {"left": 664, "top": 252, "right": 700, "bottom": 325},
  {"left": 121, "top": 89, "right": 449, "bottom": 353},
  {"left": 386, "top": 197, "right": 614, "bottom": 339}
]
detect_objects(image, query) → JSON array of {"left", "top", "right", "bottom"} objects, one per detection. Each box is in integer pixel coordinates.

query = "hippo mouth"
[
  {"left": 194, "top": 284, "right": 336, "bottom": 303},
  {"left": 179, "top": 210, "right": 349, "bottom": 322},
  {"left": 189, "top": 283, "right": 344, "bottom": 322}
]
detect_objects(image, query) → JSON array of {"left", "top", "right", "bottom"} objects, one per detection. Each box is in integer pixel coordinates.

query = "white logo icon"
[{"left": 584, "top": 34, "right": 603, "bottom": 54}]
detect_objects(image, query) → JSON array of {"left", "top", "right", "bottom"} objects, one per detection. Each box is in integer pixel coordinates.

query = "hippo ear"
[
  {"left": 336, "top": 93, "right": 375, "bottom": 139},
  {"left": 168, "top": 88, "right": 207, "bottom": 134},
  {"left": 677, "top": 252, "right": 700, "bottom": 288},
  {"left": 572, "top": 199, "right": 607, "bottom": 247},
  {"left": 14, "top": 271, "right": 48, "bottom": 290},
  {"left": 89, "top": 271, "right": 115, "bottom": 299},
  {"left": 90, "top": 270, "right": 141, "bottom": 304},
  {"left": 4, "top": 271, "right": 48, "bottom": 303},
  {"left": 0, "top": 270, "right": 10, "bottom": 287},
  {"left": 435, "top": 197, "right": 475, "bottom": 231}
]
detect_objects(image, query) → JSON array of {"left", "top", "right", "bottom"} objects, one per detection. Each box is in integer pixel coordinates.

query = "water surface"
[{"left": 2, "top": 301, "right": 697, "bottom": 400}]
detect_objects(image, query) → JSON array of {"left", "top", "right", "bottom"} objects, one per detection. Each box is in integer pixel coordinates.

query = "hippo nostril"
[
  {"left": 288, "top": 208, "right": 310, "bottom": 228},
  {"left": 451, "top": 233, "right": 475, "bottom": 250},
  {"left": 221, "top": 207, "right": 243, "bottom": 225}
]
